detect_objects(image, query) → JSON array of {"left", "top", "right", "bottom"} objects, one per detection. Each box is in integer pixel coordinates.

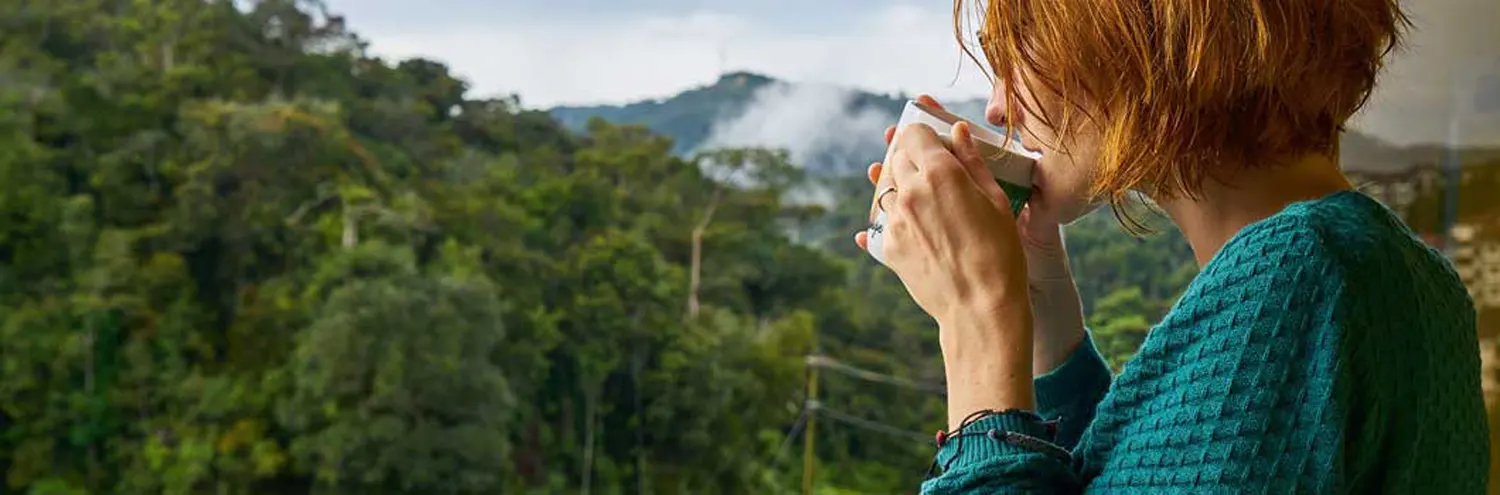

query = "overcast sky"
[{"left": 325, "top": 0, "right": 1499, "bottom": 146}]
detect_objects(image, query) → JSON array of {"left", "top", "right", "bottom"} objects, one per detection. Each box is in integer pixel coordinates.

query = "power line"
[
  {"left": 798, "top": 351, "right": 942, "bottom": 491},
  {"left": 772, "top": 406, "right": 809, "bottom": 467},
  {"left": 808, "top": 400, "right": 930, "bottom": 443},
  {"left": 805, "top": 355, "right": 947, "bottom": 396},
  {"left": 803, "top": 349, "right": 820, "bottom": 494}
]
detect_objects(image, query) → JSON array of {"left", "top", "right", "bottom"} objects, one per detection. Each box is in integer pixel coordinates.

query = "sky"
[{"left": 326, "top": 0, "right": 1500, "bottom": 147}]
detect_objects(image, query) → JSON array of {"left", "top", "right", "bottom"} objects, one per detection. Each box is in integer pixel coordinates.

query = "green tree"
[
  {"left": 1087, "top": 287, "right": 1155, "bottom": 370},
  {"left": 0, "top": 0, "right": 1211, "bottom": 492},
  {"left": 280, "top": 243, "right": 514, "bottom": 493}
]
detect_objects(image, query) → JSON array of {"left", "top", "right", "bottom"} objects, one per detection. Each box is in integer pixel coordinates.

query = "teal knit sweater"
[{"left": 922, "top": 191, "right": 1489, "bottom": 493}]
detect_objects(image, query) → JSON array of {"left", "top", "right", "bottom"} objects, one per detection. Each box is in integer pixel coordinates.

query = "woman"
[{"left": 854, "top": 0, "right": 1489, "bottom": 492}]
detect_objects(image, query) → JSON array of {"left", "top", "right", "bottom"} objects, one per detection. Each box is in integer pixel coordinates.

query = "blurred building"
[
  {"left": 1346, "top": 163, "right": 1443, "bottom": 214},
  {"left": 1345, "top": 161, "right": 1500, "bottom": 311},
  {"left": 1453, "top": 224, "right": 1500, "bottom": 310},
  {"left": 1346, "top": 163, "right": 1450, "bottom": 250},
  {"left": 1482, "top": 338, "right": 1500, "bottom": 407}
]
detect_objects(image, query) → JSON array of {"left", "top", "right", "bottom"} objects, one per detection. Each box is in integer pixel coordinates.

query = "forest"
[{"left": 7, "top": 0, "right": 1490, "bottom": 494}]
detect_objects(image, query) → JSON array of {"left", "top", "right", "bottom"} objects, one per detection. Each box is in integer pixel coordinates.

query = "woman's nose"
[{"left": 985, "top": 88, "right": 1018, "bottom": 130}]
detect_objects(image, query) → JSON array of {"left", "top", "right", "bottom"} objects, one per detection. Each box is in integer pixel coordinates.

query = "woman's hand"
[
  {"left": 877, "top": 122, "right": 1029, "bottom": 326},
  {"left": 854, "top": 115, "right": 1037, "bottom": 426},
  {"left": 858, "top": 95, "right": 1085, "bottom": 377}
]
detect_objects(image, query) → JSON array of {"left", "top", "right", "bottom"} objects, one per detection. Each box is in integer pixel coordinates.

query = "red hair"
[{"left": 956, "top": 0, "right": 1408, "bottom": 225}]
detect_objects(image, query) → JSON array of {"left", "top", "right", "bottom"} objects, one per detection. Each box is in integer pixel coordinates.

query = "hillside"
[
  {"left": 550, "top": 72, "right": 781, "bottom": 155},
  {"left": 550, "top": 72, "right": 988, "bottom": 175},
  {"left": 4, "top": 2, "right": 1493, "bottom": 494},
  {"left": 550, "top": 72, "right": 1500, "bottom": 175},
  {"left": 0, "top": 3, "right": 1194, "bottom": 493}
]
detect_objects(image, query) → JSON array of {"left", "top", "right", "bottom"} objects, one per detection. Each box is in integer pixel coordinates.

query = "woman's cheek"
[
  {"left": 1038, "top": 156, "right": 1102, "bottom": 224},
  {"left": 1033, "top": 156, "right": 1077, "bottom": 199}
]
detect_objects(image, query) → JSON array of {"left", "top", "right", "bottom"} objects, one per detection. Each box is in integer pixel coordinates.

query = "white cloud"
[
  {"left": 698, "top": 81, "right": 892, "bottom": 172},
  {"left": 357, "top": 4, "right": 993, "bottom": 108},
  {"left": 348, "top": 0, "right": 1499, "bottom": 147}
]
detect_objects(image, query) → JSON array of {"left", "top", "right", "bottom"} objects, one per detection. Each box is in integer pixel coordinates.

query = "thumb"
[{"left": 952, "top": 122, "right": 1013, "bottom": 209}]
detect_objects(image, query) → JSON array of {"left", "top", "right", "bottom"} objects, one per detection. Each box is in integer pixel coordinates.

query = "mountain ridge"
[{"left": 549, "top": 72, "right": 1500, "bottom": 175}]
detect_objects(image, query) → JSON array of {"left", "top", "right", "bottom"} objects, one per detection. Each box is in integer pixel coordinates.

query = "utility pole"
[
  {"left": 802, "top": 357, "right": 819, "bottom": 495},
  {"left": 1442, "top": 72, "right": 1464, "bottom": 255}
]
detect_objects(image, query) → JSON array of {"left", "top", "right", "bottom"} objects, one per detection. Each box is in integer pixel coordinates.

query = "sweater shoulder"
[
  {"left": 1081, "top": 192, "right": 1485, "bottom": 492},
  {"left": 1186, "top": 191, "right": 1469, "bottom": 320},
  {"left": 1170, "top": 198, "right": 1344, "bottom": 325},
  {"left": 1167, "top": 191, "right": 1485, "bottom": 487}
]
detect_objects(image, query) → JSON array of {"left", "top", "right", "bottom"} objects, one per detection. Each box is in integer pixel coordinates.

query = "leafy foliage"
[{"left": 0, "top": 1, "right": 1234, "bottom": 493}]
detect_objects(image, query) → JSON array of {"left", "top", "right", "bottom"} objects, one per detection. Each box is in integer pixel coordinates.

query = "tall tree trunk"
[
  {"left": 687, "top": 228, "right": 704, "bottom": 318},
  {"left": 160, "top": 41, "right": 175, "bottom": 72},
  {"left": 632, "top": 347, "right": 648, "bottom": 494},
  {"left": 342, "top": 211, "right": 358, "bottom": 248},
  {"left": 581, "top": 390, "right": 597, "bottom": 495},
  {"left": 687, "top": 186, "right": 724, "bottom": 319},
  {"left": 84, "top": 315, "right": 100, "bottom": 489}
]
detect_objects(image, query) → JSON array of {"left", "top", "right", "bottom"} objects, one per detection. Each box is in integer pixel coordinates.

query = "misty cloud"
[
  {"left": 338, "top": 1, "right": 993, "bottom": 108},
  {"left": 697, "top": 82, "right": 894, "bottom": 174},
  {"left": 338, "top": 0, "right": 1498, "bottom": 147}
]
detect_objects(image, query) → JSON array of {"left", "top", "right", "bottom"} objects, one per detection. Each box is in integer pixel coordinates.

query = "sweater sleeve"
[
  {"left": 921, "top": 233, "right": 1346, "bottom": 493},
  {"left": 918, "top": 335, "right": 1107, "bottom": 495},
  {"left": 1032, "top": 331, "right": 1112, "bottom": 449},
  {"left": 919, "top": 320, "right": 1340, "bottom": 494},
  {"left": 919, "top": 412, "right": 1083, "bottom": 494}
]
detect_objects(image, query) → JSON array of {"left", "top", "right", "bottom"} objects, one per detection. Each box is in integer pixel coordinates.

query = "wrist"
[
  {"left": 1026, "top": 278, "right": 1085, "bottom": 375},
  {"left": 1024, "top": 248, "right": 1072, "bottom": 283},
  {"left": 941, "top": 341, "right": 1036, "bottom": 429},
  {"left": 937, "top": 280, "right": 1030, "bottom": 348},
  {"left": 937, "top": 292, "right": 1035, "bottom": 428},
  {"left": 1021, "top": 224, "right": 1071, "bottom": 281}
]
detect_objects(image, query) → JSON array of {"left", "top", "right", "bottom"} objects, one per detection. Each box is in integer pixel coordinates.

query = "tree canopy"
[{"left": 38, "top": 1, "right": 1481, "bottom": 493}]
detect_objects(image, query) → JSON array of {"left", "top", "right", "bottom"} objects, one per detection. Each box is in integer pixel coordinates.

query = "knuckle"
[
  {"left": 885, "top": 212, "right": 903, "bottom": 229},
  {"left": 925, "top": 158, "right": 964, "bottom": 183},
  {"left": 898, "top": 123, "right": 931, "bottom": 141},
  {"left": 919, "top": 145, "right": 950, "bottom": 163},
  {"left": 885, "top": 237, "right": 904, "bottom": 259},
  {"left": 906, "top": 175, "right": 935, "bottom": 194},
  {"left": 886, "top": 216, "right": 909, "bottom": 239},
  {"left": 895, "top": 190, "right": 920, "bottom": 210}
]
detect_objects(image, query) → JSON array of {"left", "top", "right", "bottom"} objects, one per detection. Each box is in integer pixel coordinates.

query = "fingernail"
[{"left": 954, "top": 122, "right": 971, "bottom": 144}]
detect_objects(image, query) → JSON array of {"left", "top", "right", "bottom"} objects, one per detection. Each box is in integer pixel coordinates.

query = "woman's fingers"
[
  {"left": 886, "top": 95, "right": 944, "bottom": 145},
  {"left": 867, "top": 162, "right": 882, "bottom": 185},
  {"left": 896, "top": 123, "right": 978, "bottom": 186},
  {"left": 889, "top": 130, "right": 927, "bottom": 188},
  {"left": 916, "top": 94, "right": 946, "bottom": 111},
  {"left": 952, "top": 122, "right": 1013, "bottom": 210},
  {"left": 950, "top": 122, "right": 987, "bottom": 176}
]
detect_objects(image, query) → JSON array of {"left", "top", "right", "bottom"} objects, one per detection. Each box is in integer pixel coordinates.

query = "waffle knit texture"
[{"left": 922, "top": 191, "right": 1489, "bottom": 493}]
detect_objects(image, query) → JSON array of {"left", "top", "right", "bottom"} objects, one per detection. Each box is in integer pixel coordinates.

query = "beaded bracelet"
[{"left": 924, "top": 409, "right": 1068, "bottom": 477}]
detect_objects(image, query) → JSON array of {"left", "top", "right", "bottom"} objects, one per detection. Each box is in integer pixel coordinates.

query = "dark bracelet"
[
  {"left": 925, "top": 409, "right": 1066, "bottom": 478},
  {"left": 936, "top": 408, "right": 1043, "bottom": 446}
]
